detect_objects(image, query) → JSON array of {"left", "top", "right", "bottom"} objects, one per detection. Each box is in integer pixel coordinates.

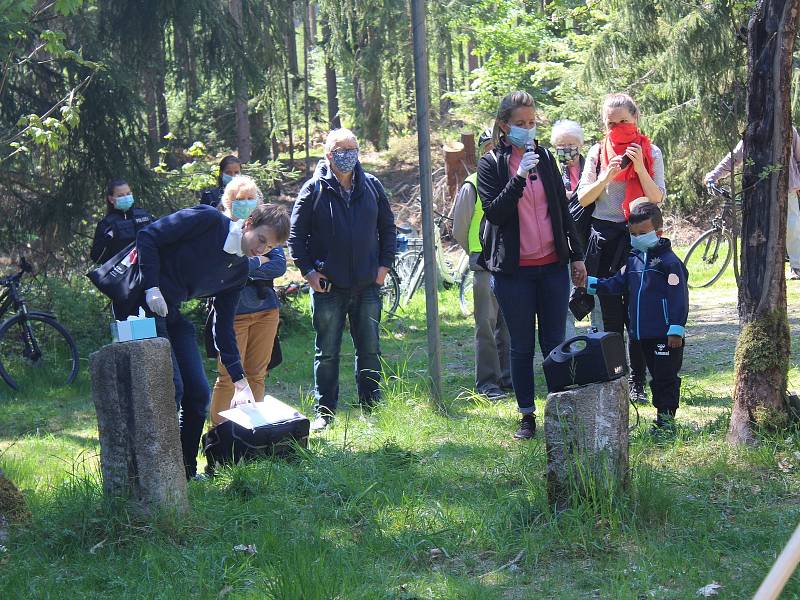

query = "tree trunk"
[
  {"left": 156, "top": 30, "right": 170, "bottom": 142},
  {"left": 285, "top": 1, "right": 299, "bottom": 80},
  {"left": 436, "top": 26, "right": 449, "bottom": 120},
  {"left": 284, "top": 68, "right": 294, "bottom": 164},
  {"left": 321, "top": 19, "right": 341, "bottom": 130},
  {"left": 353, "top": 30, "right": 384, "bottom": 150},
  {"left": 308, "top": 1, "right": 317, "bottom": 42},
  {"left": 230, "top": 0, "right": 252, "bottom": 161},
  {"left": 303, "top": 0, "right": 311, "bottom": 177},
  {"left": 143, "top": 70, "right": 159, "bottom": 166},
  {"left": 467, "top": 37, "right": 478, "bottom": 73},
  {"left": 728, "top": 0, "right": 800, "bottom": 445}
]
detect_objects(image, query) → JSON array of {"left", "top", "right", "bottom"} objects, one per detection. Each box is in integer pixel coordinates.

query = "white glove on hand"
[
  {"left": 515, "top": 151, "right": 540, "bottom": 178},
  {"left": 230, "top": 378, "right": 256, "bottom": 409},
  {"left": 145, "top": 287, "right": 168, "bottom": 317}
]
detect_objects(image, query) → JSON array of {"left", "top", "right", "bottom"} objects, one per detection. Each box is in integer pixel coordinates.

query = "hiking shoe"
[
  {"left": 650, "top": 412, "right": 677, "bottom": 436},
  {"left": 480, "top": 387, "right": 508, "bottom": 402},
  {"left": 629, "top": 380, "right": 649, "bottom": 405},
  {"left": 513, "top": 414, "right": 536, "bottom": 440},
  {"left": 310, "top": 412, "right": 333, "bottom": 432}
]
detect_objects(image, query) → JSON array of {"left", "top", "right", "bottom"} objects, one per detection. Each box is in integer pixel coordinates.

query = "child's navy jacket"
[{"left": 587, "top": 238, "right": 689, "bottom": 340}]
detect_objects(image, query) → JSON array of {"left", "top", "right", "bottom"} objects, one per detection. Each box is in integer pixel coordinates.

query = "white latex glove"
[
  {"left": 230, "top": 378, "right": 256, "bottom": 408},
  {"left": 145, "top": 287, "right": 168, "bottom": 317},
  {"left": 515, "top": 150, "right": 540, "bottom": 178}
]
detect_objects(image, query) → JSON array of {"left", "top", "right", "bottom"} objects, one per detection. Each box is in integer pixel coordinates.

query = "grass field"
[{"left": 0, "top": 262, "right": 799, "bottom": 599}]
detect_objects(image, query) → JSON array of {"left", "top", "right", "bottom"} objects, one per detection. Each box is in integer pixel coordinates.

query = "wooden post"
[
  {"left": 443, "top": 141, "right": 466, "bottom": 202},
  {"left": 753, "top": 521, "right": 800, "bottom": 600},
  {"left": 461, "top": 131, "right": 476, "bottom": 171},
  {"left": 411, "top": 0, "right": 443, "bottom": 406}
]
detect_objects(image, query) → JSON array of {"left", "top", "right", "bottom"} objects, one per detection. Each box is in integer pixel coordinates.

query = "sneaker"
[
  {"left": 480, "top": 387, "right": 508, "bottom": 402},
  {"left": 789, "top": 268, "right": 800, "bottom": 281},
  {"left": 629, "top": 380, "right": 649, "bottom": 405},
  {"left": 310, "top": 413, "right": 333, "bottom": 432},
  {"left": 513, "top": 414, "right": 536, "bottom": 440}
]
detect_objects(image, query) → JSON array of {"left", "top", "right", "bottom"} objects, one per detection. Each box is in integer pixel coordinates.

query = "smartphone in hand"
[{"left": 620, "top": 155, "right": 632, "bottom": 169}]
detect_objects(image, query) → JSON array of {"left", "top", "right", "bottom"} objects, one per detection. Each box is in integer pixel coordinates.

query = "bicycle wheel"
[
  {"left": 459, "top": 269, "right": 474, "bottom": 317},
  {"left": 683, "top": 228, "right": 733, "bottom": 288},
  {"left": 395, "top": 249, "right": 420, "bottom": 283},
  {"left": 0, "top": 314, "right": 79, "bottom": 391},
  {"left": 380, "top": 269, "right": 401, "bottom": 317}
]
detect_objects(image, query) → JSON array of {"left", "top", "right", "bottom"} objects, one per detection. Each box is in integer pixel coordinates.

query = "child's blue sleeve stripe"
[
  {"left": 587, "top": 276, "right": 598, "bottom": 295},
  {"left": 667, "top": 324, "right": 685, "bottom": 337}
]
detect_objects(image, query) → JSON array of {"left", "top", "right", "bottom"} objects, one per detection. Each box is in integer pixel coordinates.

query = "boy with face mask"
[{"left": 586, "top": 200, "right": 689, "bottom": 432}]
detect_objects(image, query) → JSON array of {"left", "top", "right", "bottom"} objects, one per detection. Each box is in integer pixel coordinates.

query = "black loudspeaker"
[{"left": 543, "top": 332, "right": 628, "bottom": 393}]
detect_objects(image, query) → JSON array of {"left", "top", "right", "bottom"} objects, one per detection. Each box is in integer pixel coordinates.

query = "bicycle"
[
  {"left": 683, "top": 182, "right": 740, "bottom": 288},
  {"left": 397, "top": 204, "right": 469, "bottom": 308},
  {"left": 0, "top": 258, "right": 79, "bottom": 391}
]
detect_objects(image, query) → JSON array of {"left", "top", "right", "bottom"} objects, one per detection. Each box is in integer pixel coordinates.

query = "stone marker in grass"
[
  {"left": 89, "top": 338, "right": 188, "bottom": 515},
  {"left": 544, "top": 377, "right": 629, "bottom": 512}
]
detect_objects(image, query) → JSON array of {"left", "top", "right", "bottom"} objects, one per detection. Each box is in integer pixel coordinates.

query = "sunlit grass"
[{"left": 1, "top": 268, "right": 799, "bottom": 598}]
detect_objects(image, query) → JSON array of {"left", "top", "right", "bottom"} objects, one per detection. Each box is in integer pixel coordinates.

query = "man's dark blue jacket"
[
  {"left": 288, "top": 159, "right": 396, "bottom": 289},
  {"left": 137, "top": 205, "right": 249, "bottom": 381},
  {"left": 588, "top": 238, "right": 689, "bottom": 340}
]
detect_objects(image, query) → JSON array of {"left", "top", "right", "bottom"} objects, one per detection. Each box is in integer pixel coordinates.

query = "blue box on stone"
[{"left": 111, "top": 314, "right": 157, "bottom": 343}]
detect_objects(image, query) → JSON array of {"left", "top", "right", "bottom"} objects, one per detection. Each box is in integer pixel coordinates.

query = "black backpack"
[{"left": 202, "top": 412, "right": 310, "bottom": 471}]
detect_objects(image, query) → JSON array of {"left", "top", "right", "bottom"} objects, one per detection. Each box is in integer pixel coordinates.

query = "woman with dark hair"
[
  {"left": 478, "top": 90, "right": 586, "bottom": 440},
  {"left": 576, "top": 93, "right": 665, "bottom": 405},
  {"left": 90, "top": 178, "right": 155, "bottom": 264},
  {"left": 200, "top": 155, "right": 242, "bottom": 208}
]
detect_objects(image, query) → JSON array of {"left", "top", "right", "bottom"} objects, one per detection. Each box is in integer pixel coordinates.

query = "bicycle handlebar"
[
  {"left": 706, "top": 181, "right": 732, "bottom": 200},
  {"left": 0, "top": 257, "right": 32, "bottom": 286}
]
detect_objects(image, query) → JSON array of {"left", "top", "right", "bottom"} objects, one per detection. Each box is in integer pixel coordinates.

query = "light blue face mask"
[
  {"left": 630, "top": 230, "right": 659, "bottom": 252},
  {"left": 506, "top": 125, "right": 537, "bottom": 148},
  {"left": 114, "top": 194, "right": 134, "bottom": 211},
  {"left": 221, "top": 173, "right": 236, "bottom": 186},
  {"left": 231, "top": 198, "right": 257, "bottom": 220}
]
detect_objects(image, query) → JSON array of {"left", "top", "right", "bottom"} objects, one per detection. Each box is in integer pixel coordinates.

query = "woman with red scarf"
[{"left": 577, "top": 93, "right": 665, "bottom": 405}]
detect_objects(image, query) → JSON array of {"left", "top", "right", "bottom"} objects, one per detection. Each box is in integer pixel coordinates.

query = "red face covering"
[{"left": 600, "top": 122, "right": 654, "bottom": 219}]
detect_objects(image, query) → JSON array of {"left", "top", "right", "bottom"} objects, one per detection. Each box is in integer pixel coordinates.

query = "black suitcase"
[
  {"left": 203, "top": 398, "right": 309, "bottom": 471},
  {"left": 543, "top": 332, "right": 628, "bottom": 393}
]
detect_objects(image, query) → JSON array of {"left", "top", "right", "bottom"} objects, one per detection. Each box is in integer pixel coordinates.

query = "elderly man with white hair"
[
  {"left": 288, "top": 128, "right": 396, "bottom": 431},
  {"left": 550, "top": 119, "right": 602, "bottom": 336}
]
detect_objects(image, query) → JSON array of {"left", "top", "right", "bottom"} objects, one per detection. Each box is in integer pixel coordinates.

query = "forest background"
[{"left": 1, "top": 0, "right": 788, "bottom": 270}]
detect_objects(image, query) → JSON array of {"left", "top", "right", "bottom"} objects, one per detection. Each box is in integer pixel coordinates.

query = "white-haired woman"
[
  {"left": 208, "top": 175, "right": 288, "bottom": 427},
  {"left": 551, "top": 119, "right": 602, "bottom": 336},
  {"left": 551, "top": 119, "right": 586, "bottom": 196}
]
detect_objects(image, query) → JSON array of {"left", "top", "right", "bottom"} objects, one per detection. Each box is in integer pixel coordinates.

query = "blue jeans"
[
  {"left": 310, "top": 284, "right": 382, "bottom": 414},
  {"left": 491, "top": 263, "right": 570, "bottom": 414},
  {"left": 155, "top": 310, "right": 211, "bottom": 478}
]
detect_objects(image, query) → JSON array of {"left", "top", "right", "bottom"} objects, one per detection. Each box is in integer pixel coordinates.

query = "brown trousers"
[{"left": 209, "top": 308, "right": 279, "bottom": 425}]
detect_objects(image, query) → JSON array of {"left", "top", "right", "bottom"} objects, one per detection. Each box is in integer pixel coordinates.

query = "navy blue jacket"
[
  {"left": 137, "top": 205, "right": 249, "bottom": 381},
  {"left": 199, "top": 186, "right": 223, "bottom": 209},
  {"left": 588, "top": 238, "right": 689, "bottom": 340},
  {"left": 288, "top": 159, "right": 396, "bottom": 289},
  {"left": 237, "top": 246, "right": 287, "bottom": 315}
]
